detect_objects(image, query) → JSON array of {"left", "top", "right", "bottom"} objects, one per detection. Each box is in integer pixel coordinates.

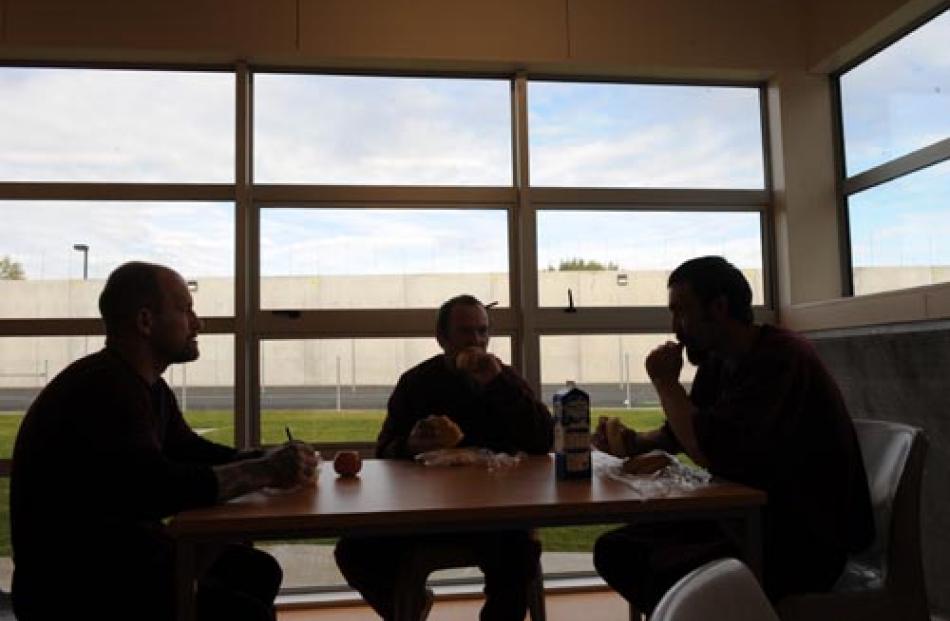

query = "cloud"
[
  {"left": 840, "top": 9, "right": 950, "bottom": 174},
  {"left": 1, "top": 69, "right": 771, "bottom": 282}
]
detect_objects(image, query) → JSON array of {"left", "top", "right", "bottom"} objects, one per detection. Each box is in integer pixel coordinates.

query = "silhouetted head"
[
  {"left": 667, "top": 256, "right": 753, "bottom": 364},
  {"left": 436, "top": 294, "right": 490, "bottom": 359},
  {"left": 100, "top": 261, "right": 201, "bottom": 364}
]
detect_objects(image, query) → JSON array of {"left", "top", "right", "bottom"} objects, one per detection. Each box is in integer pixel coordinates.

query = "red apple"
[{"left": 334, "top": 450, "right": 362, "bottom": 477}]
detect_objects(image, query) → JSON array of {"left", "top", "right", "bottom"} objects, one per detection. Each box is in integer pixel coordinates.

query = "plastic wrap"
[
  {"left": 415, "top": 447, "right": 523, "bottom": 470},
  {"left": 593, "top": 449, "right": 711, "bottom": 497}
]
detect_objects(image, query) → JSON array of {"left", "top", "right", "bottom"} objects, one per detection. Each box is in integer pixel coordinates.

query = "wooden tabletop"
[{"left": 170, "top": 454, "right": 765, "bottom": 540}]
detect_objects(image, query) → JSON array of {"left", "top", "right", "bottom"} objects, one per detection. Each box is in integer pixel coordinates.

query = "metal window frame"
[
  {"left": 833, "top": 4, "right": 950, "bottom": 297},
  {"left": 0, "top": 65, "right": 775, "bottom": 449}
]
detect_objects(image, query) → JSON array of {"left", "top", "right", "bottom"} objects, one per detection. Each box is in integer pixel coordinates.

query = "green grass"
[{"left": 0, "top": 407, "right": 664, "bottom": 557}]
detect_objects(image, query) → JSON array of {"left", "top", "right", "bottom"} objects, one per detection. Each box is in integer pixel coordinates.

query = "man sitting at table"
[
  {"left": 10, "top": 261, "right": 318, "bottom": 621},
  {"left": 592, "top": 256, "right": 874, "bottom": 616},
  {"left": 335, "top": 294, "right": 554, "bottom": 621}
]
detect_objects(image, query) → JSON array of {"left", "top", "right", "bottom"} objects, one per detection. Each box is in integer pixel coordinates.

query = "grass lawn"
[{"left": 0, "top": 407, "right": 664, "bottom": 557}]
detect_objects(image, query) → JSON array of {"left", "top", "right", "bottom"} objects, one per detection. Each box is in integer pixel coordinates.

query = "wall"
[
  {"left": 801, "top": 0, "right": 949, "bottom": 70},
  {"left": 6, "top": 267, "right": 947, "bottom": 388},
  {"left": 0, "top": 0, "right": 803, "bottom": 76},
  {"left": 809, "top": 322, "right": 950, "bottom": 615}
]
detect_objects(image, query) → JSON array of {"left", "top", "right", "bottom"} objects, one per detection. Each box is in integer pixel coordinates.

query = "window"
[
  {"left": 259, "top": 208, "right": 509, "bottom": 309},
  {"left": 848, "top": 159, "right": 950, "bottom": 295},
  {"left": 254, "top": 74, "right": 512, "bottom": 185},
  {"left": 0, "top": 68, "right": 234, "bottom": 183},
  {"left": 537, "top": 210, "right": 764, "bottom": 307},
  {"left": 540, "top": 334, "right": 696, "bottom": 408},
  {"left": 528, "top": 81, "right": 765, "bottom": 189},
  {"left": 0, "top": 66, "right": 774, "bottom": 591},
  {"left": 259, "top": 337, "right": 511, "bottom": 445},
  {"left": 0, "top": 201, "right": 235, "bottom": 318},
  {"left": 838, "top": 9, "right": 950, "bottom": 295}
]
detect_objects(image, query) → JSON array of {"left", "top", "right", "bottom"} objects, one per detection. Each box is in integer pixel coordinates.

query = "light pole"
[{"left": 72, "top": 244, "right": 89, "bottom": 280}]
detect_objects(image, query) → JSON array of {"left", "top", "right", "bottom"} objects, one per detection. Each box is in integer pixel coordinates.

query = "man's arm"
[
  {"left": 213, "top": 441, "right": 317, "bottom": 502},
  {"left": 592, "top": 417, "right": 680, "bottom": 457},
  {"left": 376, "top": 373, "right": 419, "bottom": 459},
  {"left": 645, "top": 341, "right": 709, "bottom": 467},
  {"left": 481, "top": 364, "right": 554, "bottom": 455}
]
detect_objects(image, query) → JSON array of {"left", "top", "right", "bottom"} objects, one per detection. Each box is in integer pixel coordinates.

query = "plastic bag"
[
  {"left": 415, "top": 447, "right": 523, "bottom": 470},
  {"left": 593, "top": 449, "right": 711, "bottom": 497}
]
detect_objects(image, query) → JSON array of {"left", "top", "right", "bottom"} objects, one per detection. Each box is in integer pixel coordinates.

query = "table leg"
[
  {"left": 176, "top": 539, "right": 197, "bottom": 621},
  {"left": 743, "top": 507, "right": 763, "bottom": 581}
]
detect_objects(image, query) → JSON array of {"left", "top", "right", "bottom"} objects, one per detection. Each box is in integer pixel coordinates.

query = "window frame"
[
  {"left": 832, "top": 6, "right": 950, "bottom": 296},
  {"left": 0, "top": 64, "right": 776, "bottom": 455}
]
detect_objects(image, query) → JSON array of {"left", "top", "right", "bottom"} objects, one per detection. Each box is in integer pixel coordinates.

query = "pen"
[{"left": 285, "top": 426, "right": 294, "bottom": 443}]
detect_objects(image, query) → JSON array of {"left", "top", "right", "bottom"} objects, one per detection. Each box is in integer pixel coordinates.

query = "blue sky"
[
  {"left": 839, "top": 8, "right": 950, "bottom": 266},
  {"left": 0, "top": 11, "right": 946, "bottom": 282}
]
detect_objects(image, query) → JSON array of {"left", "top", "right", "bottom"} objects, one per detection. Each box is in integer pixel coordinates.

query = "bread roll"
[
  {"left": 622, "top": 450, "right": 674, "bottom": 475},
  {"left": 435, "top": 417, "right": 464, "bottom": 447},
  {"left": 606, "top": 417, "right": 626, "bottom": 457},
  {"left": 417, "top": 415, "right": 464, "bottom": 448}
]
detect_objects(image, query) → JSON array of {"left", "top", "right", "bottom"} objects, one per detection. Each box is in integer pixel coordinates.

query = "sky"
[{"left": 0, "top": 10, "right": 946, "bottom": 283}]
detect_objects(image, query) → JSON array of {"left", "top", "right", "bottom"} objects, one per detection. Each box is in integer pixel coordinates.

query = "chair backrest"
[
  {"left": 845, "top": 419, "right": 926, "bottom": 589},
  {"left": 649, "top": 558, "right": 779, "bottom": 621}
]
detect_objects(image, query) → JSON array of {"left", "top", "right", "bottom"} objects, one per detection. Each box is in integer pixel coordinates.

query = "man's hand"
[
  {"left": 407, "top": 415, "right": 464, "bottom": 455},
  {"left": 214, "top": 440, "right": 319, "bottom": 502},
  {"left": 454, "top": 347, "right": 502, "bottom": 385},
  {"left": 645, "top": 341, "right": 684, "bottom": 386},
  {"left": 263, "top": 440, "right": 320, "bottom": 489},
  {"left": 592, "top": 416, "right": 638, "bottom": 457}
]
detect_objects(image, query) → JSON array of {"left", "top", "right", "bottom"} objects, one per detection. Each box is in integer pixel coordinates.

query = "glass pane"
[
  {"left": 260, "top": 209, "right": 509, "bottom": 309},
  {"left": 254, "top": 74, "right": 512, "bottom": 185},
  {"left": 0, "top": 335, "right": 234, "bottom": 568},
  {"left": 0, "top": 201, "right": 235, "bottom": 318},
  {"left": 258, "top": 335, "right": 512, "bottom": 591},
  {"left": 541, "top": 334, "right": 696, "bottom": 410},
  {"left": 849, "top": 159, "right": 950, "bottom": 295},
  {"left": 163, "top": 335, "right": 236, "bottom": 448},
  {"left": 259, "top": 337, "right": 511, "bottom": 445},
  {"left": 840, "top": 9, "right": 950, "bottom": 176},
  {"left": 539, "top": 334, "right": 693, "bottom": 568},
  {"left": 528, "top": 82, "right": 764, "bottom": 188},
  {"left": 537, "top": 211, "right": 763, "bottom": 307},
  {"left": 0, "top": 68, "right": 233, "bottom": 182},
  {"left": 0, "top": 335, "right": 235, "bottom": 458}
]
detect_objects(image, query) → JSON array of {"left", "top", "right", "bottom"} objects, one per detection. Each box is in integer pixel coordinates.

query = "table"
[{"left": 171, "top": 455, "right": 765, "bottom": 620}]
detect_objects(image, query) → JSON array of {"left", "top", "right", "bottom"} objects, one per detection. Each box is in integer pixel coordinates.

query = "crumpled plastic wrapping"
[
  {"left": 593, "top": 449, "right": 711, "bottom": 497},
  {"left": 415, "top": 447, "right": 523, "bottom": 470}
]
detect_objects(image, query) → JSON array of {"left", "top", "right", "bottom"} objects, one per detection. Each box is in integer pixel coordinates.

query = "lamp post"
[{"left": 72, "top": 244, "right": 89, "bottom": 280}]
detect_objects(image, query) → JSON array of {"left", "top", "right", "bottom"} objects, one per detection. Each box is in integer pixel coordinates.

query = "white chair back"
[{"left": 649, "top": 558, "right": 779, "bottom": 621}]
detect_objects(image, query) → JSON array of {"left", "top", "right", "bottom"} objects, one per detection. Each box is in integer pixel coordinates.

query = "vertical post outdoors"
[
  {"left": 350, "top": 338, "right": 356, "bottom": 392},
  {"left": 624, "top": 353, "right": 631, "bottom": 409},
  {"left": 336, "top": 355, "right": 342, "bottom": 412},
  {"left": 617, "top": 337, "right": 623, "bottom": 390},
  {"left": 182, "top": 363, "right": 188, "bottom": 413}
]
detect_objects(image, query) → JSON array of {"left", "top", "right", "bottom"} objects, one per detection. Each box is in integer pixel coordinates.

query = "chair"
[
  {"left": 776, "top": 419, "right": 929, "bottom": 621},
  {"left": 392, "top": 541, "right": 546, "bottom": 621},
  {"left": 648, "top": 558, "right": 779, "bottom": 621}
]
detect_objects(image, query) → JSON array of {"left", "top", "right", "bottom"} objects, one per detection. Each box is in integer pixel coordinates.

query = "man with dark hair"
[
  {"left": 592, "top": 256, "right": 874, "bottom": 615},
  {"left": 11, "top": 261, "right": 318, "bottom": 621},
  {"left": 335, "top": 294, "right": 553, "bottom": 620}
]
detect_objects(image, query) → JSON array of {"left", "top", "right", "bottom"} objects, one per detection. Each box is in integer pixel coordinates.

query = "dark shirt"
[
  {"left": 10, "top": 348, "right": 241, "bottom": 596},
  {"left": 376, "top": 354, "right": 554, "bottom": 459},
  {"left": 665, "top": 325, "right": 874, "bottom": 597}
]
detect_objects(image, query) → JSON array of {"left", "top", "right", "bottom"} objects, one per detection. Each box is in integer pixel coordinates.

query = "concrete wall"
[
  {"left": 1, "top": 267, "right": 944, "bottom": 388},
  {"left": 0, "top": 0, "right": 804, "bottom": 76},
  {"left": 808, "top": 322, "right": 950, "bottom": 616}
]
